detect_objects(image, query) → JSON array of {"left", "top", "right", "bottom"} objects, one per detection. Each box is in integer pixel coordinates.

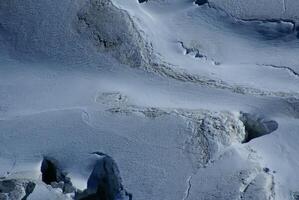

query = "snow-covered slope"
[{"left": 0, "top": 0, "right": 298, "bottom": 199}]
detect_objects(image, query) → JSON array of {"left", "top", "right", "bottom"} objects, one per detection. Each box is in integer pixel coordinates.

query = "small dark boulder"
[
  {"left": 76, "top": 153, "right": 132, "bottom": 200},
  {"left": 0, "top": 179, "right": 36, "bottom": 200},
  {"left": 195, "top": 0, "right": 208, "bottom": 6},
  {"left": 41, "top": 158, "right": 62, "bottom": 185},
  {"left": 41, "top": 157, "right": 75, "bottom": 194},
  {"left": 138, "top": 0, "right": 148, "bottom": 3}
]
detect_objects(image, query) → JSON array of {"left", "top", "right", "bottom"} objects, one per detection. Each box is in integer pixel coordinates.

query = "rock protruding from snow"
[
  {"left": 138, "top": 0, "right": 148, "bottom": 3},
  {"left": 195, "top": 0, "right": 209, "bottom": 6},
  {"left": 0, "top": 179, "right": 35, "bottom": 200},
  {"left": 75, "top": 153, "right": 132, "bottom": 200},
  {"left": 41, "top": 158, "right": 76, "bottom": 194},
  {"left": 291, "top": 191, "right": 299, "bottom": 200},
  {"left": 41, "top": 158, "right": 62, "bottom": 185}
]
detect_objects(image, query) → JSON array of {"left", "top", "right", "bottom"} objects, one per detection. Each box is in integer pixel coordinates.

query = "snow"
[{"left": 0, "top": 0, "right": 298, "bottom": 199}]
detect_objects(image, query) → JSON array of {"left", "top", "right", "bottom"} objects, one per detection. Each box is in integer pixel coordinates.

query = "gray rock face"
[
  {"left": 138, "top": 0, "right": 148, "bottom": 3},
  {"left": 0, "top": 179, "right": 35, "bottom": 200},
  {"left": 291, "top": 191, "right": 299, "bottom": 200},
  {"left": 0, "top": 155, "right": 131, "bottom": 200},
  {"left": 76, "top": 153, "right": 132, "bottom": 200},
  {"left": 195, "top": 0, "right": 209, "bottom": 6},
  {"left": 41, "top": 158, "right": 63, "bottom": 185},
  {"left": 41, "top": 158, "right": 76, "bottom": 194},
  {"left": 0, "top": 177, "right": 74, "bottom": 200}
]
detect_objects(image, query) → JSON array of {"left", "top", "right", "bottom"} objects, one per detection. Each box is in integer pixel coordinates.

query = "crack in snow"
[
  {"left": 258, "top": 63, "right": 299, "bottom": 78},
  {"left": 282, "top": 0, "right": 287, "bottom": 12},
  {"left": 147, "top": 61, "right": 299, "bottom": 99},
  {"left": 182, "top": 175, "right": 192, "bottom": 200},
  {"left": 96, "top": 96, "right": 247, "bottom": 168}
]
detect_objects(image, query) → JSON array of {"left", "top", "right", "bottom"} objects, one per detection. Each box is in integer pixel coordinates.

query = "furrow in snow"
[
  {"left": 258, "top": 63, "right": 299, "bottom": 78},
  {"left": 182, "top": 176, "right": 192, "bottom": 200}
]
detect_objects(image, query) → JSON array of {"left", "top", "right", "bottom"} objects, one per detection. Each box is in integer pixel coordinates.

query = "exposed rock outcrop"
[
  {"left": 41, "top": 158, "right": 76, "bottom": 194},
  {"left": 0, "top": 179, "right": 35, "bottom": 200},
  {"left": 75, "top": 153, "right": 132, "bottom": 200}
]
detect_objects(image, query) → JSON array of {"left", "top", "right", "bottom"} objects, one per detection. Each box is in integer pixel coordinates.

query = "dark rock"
[
  {"left": 195, "top": 0, "right": 208, "bottom": 6},
  {"left": 41, "top": 157, "right": 75, "bottom": 194},
  {"left": 0, "top": 179, "right": 36, "bottom": 200},
  {"left": 76, "top": 153, "right": 132, "bottom": 200},
  {"left": 263, "top": 167, "right": 270, "bottom": 173},
  {"left": 22, "top": 182, "right": 36, "bottom": 200},
  {"left": 41, "top": 158, "right": 63, "bottom": 185},
  {"left": 292, "top": 191, "right": 299, "bottom": 200},
  {"left": 296, "top": 26, "right": 299, "bottom": 39}
]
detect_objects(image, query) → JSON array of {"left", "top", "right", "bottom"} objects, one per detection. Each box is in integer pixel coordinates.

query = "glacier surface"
[{"left": 0, "top": 0, "right": 299, "bottom": 199}]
